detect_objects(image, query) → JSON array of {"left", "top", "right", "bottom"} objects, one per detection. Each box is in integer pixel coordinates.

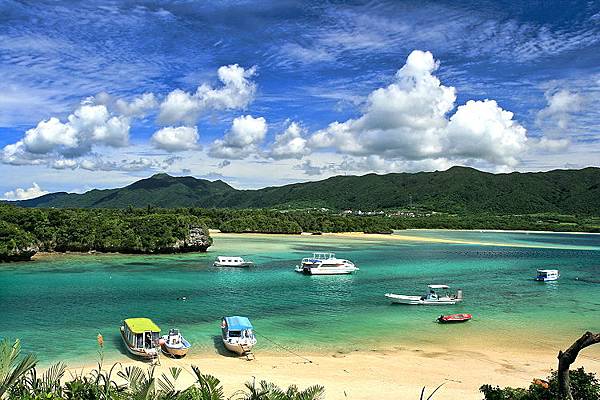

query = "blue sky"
[{"left": 0, "top": 0, "right": 599, "bottom": 198}]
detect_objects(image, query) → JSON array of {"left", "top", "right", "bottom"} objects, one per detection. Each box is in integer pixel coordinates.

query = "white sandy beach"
[{"left": 68, "top": 341, "right": 600, "bottom": 400}]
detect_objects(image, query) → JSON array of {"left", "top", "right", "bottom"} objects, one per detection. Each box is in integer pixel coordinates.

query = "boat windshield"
[{"left": 228, "top": 330, "right": 242, "bottom": 338}]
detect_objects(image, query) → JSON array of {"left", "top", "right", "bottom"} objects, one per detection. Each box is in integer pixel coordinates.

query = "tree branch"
[{"left": 557, "top": 331, "right": 600, "bottom": 400}]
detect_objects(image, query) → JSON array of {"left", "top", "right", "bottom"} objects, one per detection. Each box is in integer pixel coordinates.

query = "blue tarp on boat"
[{"left": 224, "top": 316, "right": 253, "bottom": 330}]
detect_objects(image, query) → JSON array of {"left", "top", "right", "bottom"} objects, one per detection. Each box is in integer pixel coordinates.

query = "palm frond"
[
  {"left": 41, "top": 362, "right": 66, "bottom": 392},
  {"left": 425, "top": 382, "right": 445, "bottom": 400},
  {"left": 297, "top": 384, "right": 325, "bottom": 400},
  {"left": 0, "top": 339, "right": 38, "bottom": 398}
]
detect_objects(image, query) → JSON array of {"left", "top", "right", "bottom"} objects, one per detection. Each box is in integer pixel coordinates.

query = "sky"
[{"left": 1, "top": 0, "right": 599, "bottom": 199}]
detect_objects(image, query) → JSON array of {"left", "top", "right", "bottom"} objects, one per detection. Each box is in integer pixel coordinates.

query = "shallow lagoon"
[{"left": 1, "top": 230, "right": 599, "bottom": 365}]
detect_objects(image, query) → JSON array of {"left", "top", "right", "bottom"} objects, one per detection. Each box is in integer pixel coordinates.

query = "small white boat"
[
  {"left": 120, "top": 318, "right": 161, "bottom": 359},
  {"left": 535, "top": 269, "right": 559, "bottom": 282},
  {"left": 295, "top": 252, "right": 358, "bottom": 275},
  {"left": 214, "top": 256, "right": 254, "bottom": 268},
  {"left": 160, "top": 328, "right": 191, "bottom": 358},
  {"left": 385, "top": 285, "right": 463, "bottom": 305},
  {"left": 221, "top": 316, "right": 257, "bottom": 355}
]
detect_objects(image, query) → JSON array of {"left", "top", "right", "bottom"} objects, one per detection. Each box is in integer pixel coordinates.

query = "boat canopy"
[
  {"left": 124, "top": 318, "right": 161, "bottom": 334},
  {"left": 428, "top": 285, "right": 450, "bottom": 289},
  {"left": 224, "top": 316, "right": 253, "bottom": 331},
  {"left": 537, "top": 269, "right": 558, "bottom": 274}
]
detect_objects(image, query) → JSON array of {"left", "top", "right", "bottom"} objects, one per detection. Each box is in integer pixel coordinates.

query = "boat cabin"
[
  {"left": 536, "top": 269, "right": 559, "bottom": 281},
  {"left": 122, "top": 318, "right": 160, "bottom": 351},
  {"left": 423, "top": 285, "right": 462, "bottom": 301},
  {"left": 302, "top": 252, "right": 335, "bottom": 264},
  {"left": 222, "top": 316, "right": 255, "bottom": 340},
  {"left": 216, "top": 256, "right": 245, "bottom": 264}
]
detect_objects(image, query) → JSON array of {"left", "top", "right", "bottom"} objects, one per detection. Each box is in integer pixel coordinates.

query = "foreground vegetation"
[{"left": 480, "top": 368, "right": 600, "bottom": 400}]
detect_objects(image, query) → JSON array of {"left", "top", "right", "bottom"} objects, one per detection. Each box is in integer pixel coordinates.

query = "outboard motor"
[{"left": 456, "top": 289, "right": 463, "bottom": 301}]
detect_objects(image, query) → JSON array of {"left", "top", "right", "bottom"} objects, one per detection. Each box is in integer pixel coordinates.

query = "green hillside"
[{"left": 12, "top": 166, "right": 600, "bottom": 215}]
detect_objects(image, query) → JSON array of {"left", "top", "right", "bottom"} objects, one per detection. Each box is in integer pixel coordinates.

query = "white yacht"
[
  {"left": 385, "top": 285, "right": 463, "bottom": 305},
  {"left": 214, "top": 256, "right": 254, "bottom": 268},
  {"left": 534, "top": 269, "right": 559, "bottom": 282},
  {"left": 295, "top": 252, "right": 358, "bottom": 275},
  {"left": 221, "top": 316, "right": 257, "bottom": 355}
]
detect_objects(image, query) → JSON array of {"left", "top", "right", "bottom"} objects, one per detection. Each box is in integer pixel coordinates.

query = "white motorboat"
[
  {"left": 534, "top": 269, "right": 559, "bottom": 282},
  {"left": 221, "top": 316, "right": 257, "bottom": 355},
  {"left": 385, "top": 285, "right": 463, "bottom": 305},
  {"left": 295, "top": 252, "right": 358, "bottom": 275},
  {"left": 160, "top": 328, "right": 191, "bottom": 358},
  {"left": 214, "top": 256, "right": 254, "bottom": 267}
]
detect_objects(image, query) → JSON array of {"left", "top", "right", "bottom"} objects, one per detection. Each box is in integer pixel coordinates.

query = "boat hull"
[
  {"left": 214, "top": 262, "right": 253, "bottom": 268},
  {"left": 120, "top": 327, "right": 158, "bottom": 359},
  {"left": 534, "top": 277, "right": 559, "bottom": 282},
  {"left": 223, "top": 340, "right": 254, "bottom": 355},
  {"left": 385, "top": 293, "right": 459, "bottom": 305},
  {"left": 302, "top": 267, "right": 358, "bottom": 275},
  {"left": 161, "top": 344, "right": 190, "bottom": 358},
  {"left": 437, "top": 314, "right": 472, "bottom": 323}
]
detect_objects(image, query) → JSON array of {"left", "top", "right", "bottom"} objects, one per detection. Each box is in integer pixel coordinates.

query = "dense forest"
[
  {"left": 0, "top": 205, "right": 212, "bottom": 262},
  {"left": 2, "top": 204, "right": 599, "bottom": 262},
  {"left": 11, "top": 166, "right": 600, "bottom": 215}
]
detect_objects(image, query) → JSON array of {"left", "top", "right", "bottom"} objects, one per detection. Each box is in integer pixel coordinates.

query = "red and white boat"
[{"left": 437, "top": 313, "right": 472, "bottom": 323}]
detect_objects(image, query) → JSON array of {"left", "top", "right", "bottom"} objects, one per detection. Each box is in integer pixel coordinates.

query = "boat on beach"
[
  {"left": 437, "top": 313, "right": 472, "bottom": 323},
  {"left": 294, "top": 252, "right": 358, "bottom": 275},
  {"left": 120, "top": 318, "right": 161, "bottom": 359},
  {"left": 221, "top": 316, "right": 257, "bottom": 356},
  {"left": 385, "top": 285, "right": 463, "bottom": 305},
  {"left": 214, "top": 256, "right": 254, "bottom": 267},
  {"left": 160, "top": 328, "right": 191, "bottom": 358},
  {"left": 534, "top": 269, "right": 559, "bottom": 282}
]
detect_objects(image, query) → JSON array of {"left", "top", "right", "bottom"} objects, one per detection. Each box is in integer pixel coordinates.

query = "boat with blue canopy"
[{"left": 221, "top": 316, "right": 257, "bottom": 355}]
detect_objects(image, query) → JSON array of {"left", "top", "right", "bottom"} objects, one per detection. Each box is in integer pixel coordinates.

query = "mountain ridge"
[{"left": 10, "top": 166, "right": 600, "bottom": 215}]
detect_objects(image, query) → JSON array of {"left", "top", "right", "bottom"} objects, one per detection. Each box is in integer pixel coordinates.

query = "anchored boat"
[
  {"left": 295, "top": 252, "right": 358, "bottom": 275},
  {"left": 534, "top": 269, "right": 559, "bottom": 282},
  {"left": 160, "top": 328, "right": 191, "bottom": 358},
  {"left": 437, "top": 313, "right": 472, "bottom": 323},
  {"left": 221, "top": 316, "right": 257, "bottom": 355},
  {"left": 385, "top": 285, "right": 463, "bottom": 305},
  {"left": 120, "top": 318, "right": 161, "bottom": 359},
  {"left": 214, "top": 256, "right": 254, "bottom": 267}
]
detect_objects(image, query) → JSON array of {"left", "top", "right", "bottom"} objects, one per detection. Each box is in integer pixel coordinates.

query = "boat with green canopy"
[{"left": 120, "top": 318, "right": 161, "bottom": 359}]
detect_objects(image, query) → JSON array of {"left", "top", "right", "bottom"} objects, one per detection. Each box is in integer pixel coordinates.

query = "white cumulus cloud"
[
  {"left": 535, "top": 89, "right": 584, "bottom": 150},
  {"left": 209, "top": 115, "right": 267, "bottom": 159},
  {"left": 1, "top": 102, "right": 130, "bottom": 165},
  {"left": 270, "top": 121, "right": 309, "bottom": 159},
  {"left": 151, "top": 126, "right": 200, "bottom": 152},
  {"left": 115, "top": 93, "right": 158, "bottom": 117},
  {"left": 158, "top": 64, "right": 257, "bottom": 125},
  {"left": 3, "top": 182, "right": 48, "bottom": 200},
  {"left": 309, "top": 49, "right": 527, "bottom": 167}
]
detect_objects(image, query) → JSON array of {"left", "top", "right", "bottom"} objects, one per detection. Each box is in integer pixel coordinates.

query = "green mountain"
[{"left": 12, "top": 167, "right": 600, "bottom": 215}]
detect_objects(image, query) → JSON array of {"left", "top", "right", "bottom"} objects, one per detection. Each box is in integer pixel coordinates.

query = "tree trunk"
[{"left": 557, "top": 331, "right": 600, "bottom": 399}]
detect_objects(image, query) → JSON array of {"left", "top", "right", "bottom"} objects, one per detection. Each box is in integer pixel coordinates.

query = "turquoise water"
[{"left": 1, "top": 230, "right": 599, "bottom": 366}]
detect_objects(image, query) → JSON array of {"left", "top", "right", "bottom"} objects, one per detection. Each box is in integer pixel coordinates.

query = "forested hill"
[{"left": 12, "top": 167, "right": 600, "bottom": 215}]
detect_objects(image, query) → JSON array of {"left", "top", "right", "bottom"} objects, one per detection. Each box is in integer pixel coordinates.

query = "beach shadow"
[{"left": 211, "top": 335, "right": 239, "bottom": 358}]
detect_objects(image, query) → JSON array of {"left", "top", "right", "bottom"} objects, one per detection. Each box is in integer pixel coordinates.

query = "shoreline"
[
  {"left": 62, "top": 341, "right": 600, "bottom": 400},
  {"left": 20, "top": 229, "right": 600, "bottom": 261}
]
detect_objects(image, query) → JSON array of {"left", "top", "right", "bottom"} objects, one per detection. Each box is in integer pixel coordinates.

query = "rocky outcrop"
[
  {"left": 0, "top": 244, "right": 39, "bottom": 262},
  {"left": 173, "top": 226, "right": 213, "bottom": 252}
]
